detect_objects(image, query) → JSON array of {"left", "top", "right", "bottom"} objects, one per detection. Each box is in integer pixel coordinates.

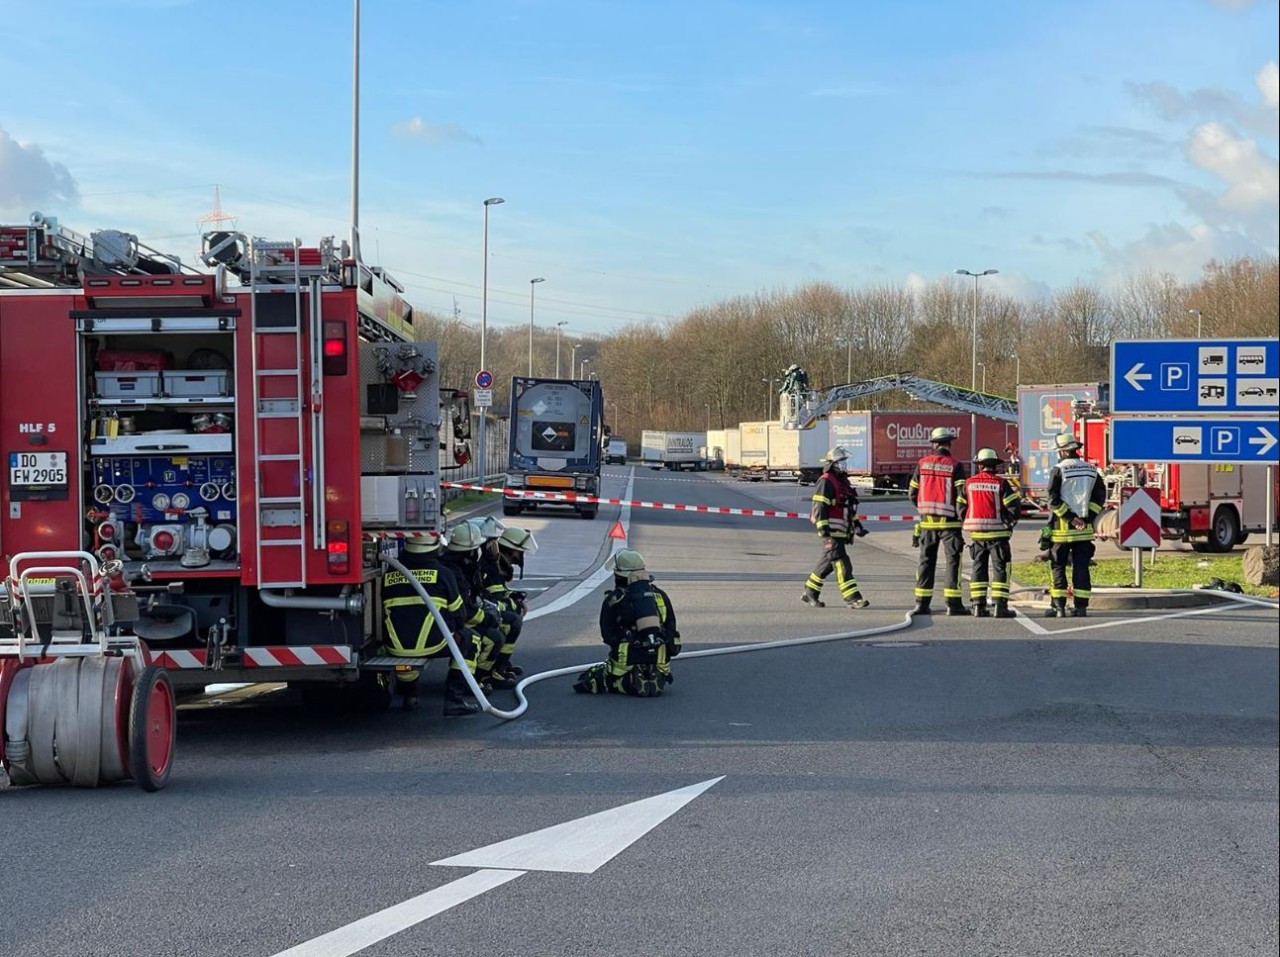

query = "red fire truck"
[{"left": 1, "top": 214, "right": 463, "bottom": 708}]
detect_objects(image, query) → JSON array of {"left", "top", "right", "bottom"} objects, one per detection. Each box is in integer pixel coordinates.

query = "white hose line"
[{"left": 383, "top": 555, "right": 914, "bottom": 722}]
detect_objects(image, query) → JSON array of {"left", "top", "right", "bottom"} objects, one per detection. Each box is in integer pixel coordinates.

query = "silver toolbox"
[
  {"left": 163, "top": 371, "right": 231, "bottom": 398},
  {"left": 96, "top": 370, "right": 162, "bottom": 398}
]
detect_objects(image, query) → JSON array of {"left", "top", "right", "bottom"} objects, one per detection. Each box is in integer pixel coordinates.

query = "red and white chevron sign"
[
  {"left": 1119, "top": 486, "right": 1162, "bottom": 549},
  {"left": 440, "top": 481, "right": 918, "bottom": 522}
]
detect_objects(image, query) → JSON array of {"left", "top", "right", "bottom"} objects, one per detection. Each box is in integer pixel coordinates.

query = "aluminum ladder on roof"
[
  {"left": 790, "top": 374, "right": 1018, "bottom": 429},
  {"left": 250, "top": 240, "right": 309, "bottom": 589}
]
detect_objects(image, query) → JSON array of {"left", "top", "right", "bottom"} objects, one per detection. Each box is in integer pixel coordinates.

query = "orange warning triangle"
[{"left": 608, "top": 521, "right": 627, "bottom": 540}]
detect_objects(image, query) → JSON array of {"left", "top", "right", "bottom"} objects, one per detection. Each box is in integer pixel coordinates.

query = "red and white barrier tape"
[{"left": 440, "top": 481, "right": 917, "bottom": 522}]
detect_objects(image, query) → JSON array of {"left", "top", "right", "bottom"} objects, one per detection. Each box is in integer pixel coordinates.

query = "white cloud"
[
  {"left": 0, "top": 126, "right": 79, "bottom": 216},
  {"left": 390, "top": 117, "right": 481, "bottom": 145},
  {"left": 1208, "top": 0, "right": 1259, "bottom": 9},
  {"left": 1257, "top": 61, "right": 1279, "bottom": 112},
  {"left": 1184, "top": 121, "right": 1279, "bottom": 245},
  {"left": 1089, "top": 221, "right": 1261, "bottom": 285}
]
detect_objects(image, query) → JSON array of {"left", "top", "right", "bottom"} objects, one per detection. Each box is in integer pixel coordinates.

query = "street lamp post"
[
  {"left": 527, "top": 277, "right": 545, "bottom": 375},
  {"left": 762, "top": 378, "right": 776, "bottom": 420},
  {"left": 477, "top": 196, "right": 504, "bottom": 480},
  {"left": 554, "top": 321, "right": 568, "bottom": 377},
  {"left": 1010, "top": 353, "right": 1020, "bottom": 388},
  {"left": 580, "top": 358, "right": 591, "bottom": 379},
  {"left": 705, "top": 403, "right": 711, "bottom": 431},
  {"left": 956, "top": 268, "right": 998, "bottom": 390},
  {"left": 978, "top": 362, "right": 987, "bottom": 393},
  {"left": 1188, "top": 308, "right": 1204, "bottom": 337}
]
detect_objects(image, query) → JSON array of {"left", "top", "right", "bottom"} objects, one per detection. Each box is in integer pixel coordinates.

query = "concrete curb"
[{"left": 1011, "top": 586, "right": 1233, "bottom": 611}]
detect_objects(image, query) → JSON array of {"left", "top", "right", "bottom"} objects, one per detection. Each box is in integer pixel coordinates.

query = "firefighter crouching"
[
  {"left": 909, "top": 426, "right": 968, "bottom": 616},
  {"left": 801, "top": 446, "right": 869, "bottom": 610},
  {"left": 1046, "top": 432, "right": 1106, "bottom": 618},
  {"left": 380, "top": 530, "right": 482, "bottom": 716},
  {"left": 574, "top": 549, "right": 681, "bottom": 697},
  {"left": 961, "top": 448, "right": 1021, "bottom": 618},
  {"left": 471, "top": 517, "right": 533, "bottom": 684},
  {"left": 441, "top": 522, "right": 513, "bottom": 690}
]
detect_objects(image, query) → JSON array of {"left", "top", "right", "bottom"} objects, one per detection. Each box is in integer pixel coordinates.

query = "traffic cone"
[{"left": 608, "top": 521, "right": 627, "bottom": 540}]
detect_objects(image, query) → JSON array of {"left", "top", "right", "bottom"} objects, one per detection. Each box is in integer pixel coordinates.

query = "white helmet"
[
  {"left": 469, "top": 515, "right": 505, "bottom": 540},
  {"left": 823, "top": 446, "right": 850, "bottom": 466},
  {"left": 929, "top": 426, "right": 954, "bottom": 444}
]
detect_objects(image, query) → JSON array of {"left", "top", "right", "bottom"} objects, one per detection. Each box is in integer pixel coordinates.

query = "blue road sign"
[
  {"left": 475, "top": 369, "right": 494, "bottom": 389},
  {"left": 1110, "top": 416, "right": 1280, "bottom": 464},
  {"left": 1110, "top": 338, "right": 1279, "bottom": 415}
]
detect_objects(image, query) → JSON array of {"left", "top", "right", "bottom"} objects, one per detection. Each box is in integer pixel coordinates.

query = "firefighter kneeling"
[
  {"left": 381, "top": 530, "right": 482, "bottom": 717},
  {"left": 961, "top": 448, "right": 1021, "bottom": 618},
  {"left": 574, "top": 549, "right": 681, "bottom": 697}
]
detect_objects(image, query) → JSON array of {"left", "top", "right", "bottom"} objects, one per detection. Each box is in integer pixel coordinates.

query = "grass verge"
[{"left": 1013, "top": 553, "right": 1276, "bottom": 598}]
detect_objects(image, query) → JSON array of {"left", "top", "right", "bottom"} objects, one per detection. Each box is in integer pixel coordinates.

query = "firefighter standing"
[
  {"left": 574, "top": 549, "right": 681, "bottom": 697},
  {"left": 961, "top": 448, "right": 1021, "bottom": 618},
  {"left": 909, "top": 426, "right": 968, "bottom": 616},
  {"left": 380, "top": 531, "right": 480, "bottom": 716},
  {"left": 1046, "top": 432, "right": 1106, "bottom": 618},
  {"left": 802, "top": 446, "right": 870, "bottom": 610}
]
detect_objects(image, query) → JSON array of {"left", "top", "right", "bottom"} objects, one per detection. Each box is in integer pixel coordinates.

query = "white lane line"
[
  {"left": 1014, "top": 610, "right": 1049, "bottom": 635},
  {"left": 526, "top": 471, "right": 634, "bottom": 622},
  {"left": 433, "top": 776, "right": 725, "bottom": 873},
  {"left": 1041, "top": 600, "right": 1264, "bottom": 636},
  {"left": 270, "top": 869, "right": 524, "bottom": 957}
]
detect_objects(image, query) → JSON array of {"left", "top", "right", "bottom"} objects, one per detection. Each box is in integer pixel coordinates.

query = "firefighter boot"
[
  {"left": 443, "top": 670, "right": 480, "bottom": 717},
  {"left": 945, "top": 600, "right": 968, "bottom": 617},
  {"left": 1044, "top": 599, "right": 1067, "bottom": 618},
  {"left": 846, "top": 592, "right": 870, "bottom": 610},
  {"left": 911, "top": 599, "right": 932, "bottom": 616},
  {"left": 993, "top": 599, "right": 1017, "bottom": 619},
  {"left": 1070, "top": 601, "right": 1089, "bottom": 618},
  {"left": 971, "top": 600, "right": 990, "bottom": 618},
  {"left": 800, "top": 589, "right": 825, "bottom": 608}
]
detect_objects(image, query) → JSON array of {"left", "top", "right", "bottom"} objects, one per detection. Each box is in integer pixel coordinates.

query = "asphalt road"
[{"left": 1, "top": 465, "right": 1276, "bottom": 957}]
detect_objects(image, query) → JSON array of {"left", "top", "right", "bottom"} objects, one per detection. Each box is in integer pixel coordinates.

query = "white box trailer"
[
  {"left": 765, "top": 422, "right": 827, "bottom": 483},
  {"left": 723, "top": 428, "right": 741, "bottom": 469},
  {"left": 640, "top": 430, "right": 705, "bottom": 470}
]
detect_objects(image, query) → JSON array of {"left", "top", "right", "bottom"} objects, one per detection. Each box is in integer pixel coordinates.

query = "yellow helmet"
[{"left": 498, "top": 527, "right": 537, "bottom": 555}]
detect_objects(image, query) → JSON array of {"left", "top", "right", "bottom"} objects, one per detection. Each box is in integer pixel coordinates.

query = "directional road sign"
[
  {"left": 1119, "top": 486, "right": 1161, "bottom": 549},
  {"left": 1110, "top": 416, "right": 1279, "bottom": 464},
  {"left": 1110, "top": 338, "right": 1279, "bottom": 415}
]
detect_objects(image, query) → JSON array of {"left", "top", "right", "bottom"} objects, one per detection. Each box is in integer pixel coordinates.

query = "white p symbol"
[{"left": 1162, "top": 363, "right": 1189, "bottom": 390}]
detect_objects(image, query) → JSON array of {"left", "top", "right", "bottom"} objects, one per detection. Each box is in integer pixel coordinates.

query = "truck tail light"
[
  {"left": 326, "top": 519, "right": 350, "bottom": 574},
  {"left": 322, "top": 320, "right": 347, "bottom": 376}
]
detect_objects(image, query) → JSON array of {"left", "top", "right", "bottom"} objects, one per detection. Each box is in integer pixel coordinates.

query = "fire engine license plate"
[{"left": 8, "top": 451, "right": 68, "bottom": 487}]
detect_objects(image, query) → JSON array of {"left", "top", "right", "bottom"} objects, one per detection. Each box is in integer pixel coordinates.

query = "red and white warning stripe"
[
  {"left": 150, "top": 646, "right": 353, "bottom": 670},
  {"left": 439, "top": 481, "right": 917, "bottom": 522}
]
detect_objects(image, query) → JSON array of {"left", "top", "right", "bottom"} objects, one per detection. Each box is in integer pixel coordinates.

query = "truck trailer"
[
  {"left": 640, "top": 430, "right": 704, "bottom": 470},
  {"left": 503, "top": 377, "right": 604, "bottom": 519}
]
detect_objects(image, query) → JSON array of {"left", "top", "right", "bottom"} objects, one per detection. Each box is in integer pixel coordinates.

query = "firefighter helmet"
[
  {"left": 470, "top": 515, "right": 504, "bottom": 540},
  {"left": 446, "top": 522, "right": 484, "bottom": 552},
  {"left": 929, "top": 426, "right": 954, "bottom": 444},
  {"left": 822, "top": 446, "right": 850, "bottom": 466},
  {"left": 404, "top": 530, "right": 443, "bottom": 554},
  {"left": 498, "top": 527, "right": 537, "bottom": 554},
  {"left": 1054, "top": 432, "right": 1082, "bottom": 452},
  {"left": 607, "top": 549, "right": 646, "bottom": 573},
  {"left": 975, "top": 447, "right": 1002, "bottom": 465}
]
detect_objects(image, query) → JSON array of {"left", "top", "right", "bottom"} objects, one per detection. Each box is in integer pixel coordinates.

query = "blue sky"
[{"left": 1, "top": 0, "right": 1276, "bottom": 335}]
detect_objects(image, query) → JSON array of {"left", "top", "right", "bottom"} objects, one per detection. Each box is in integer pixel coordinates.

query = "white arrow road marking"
[
  {"left": 433, "top": 776, "right": 725, "bottom": 873},
  {"left": 1248, "top": 426, "right": 1277, "bottom": 456},
  {"left": 270, "top": 869, "right": 524, "bottom": 957},
  {"left": 269, "top": 776, "right": 722, "bottom": 957},
  {"left": 1124, "top": 362, "right": 1152, "bottom": 391}
]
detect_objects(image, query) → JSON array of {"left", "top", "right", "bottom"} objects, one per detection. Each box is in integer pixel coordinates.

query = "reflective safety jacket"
[
  {"left": 910, "top": 452, "right": 967, "bottom": 529},
  {"left": 961, "top": 469, "right": 1021, "bottom": 540},
  {"left": 599, "top": 578, "right": 682, "bottom": 671},
  {"left": 382, "top": 553, "right": 465, "bottom": 657},
  {"left": 810, "top": 468, "right": 859, "bottom": 540},
  {"left": 1048, "top": 455, "right": 1106, "bottom": 543}
]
